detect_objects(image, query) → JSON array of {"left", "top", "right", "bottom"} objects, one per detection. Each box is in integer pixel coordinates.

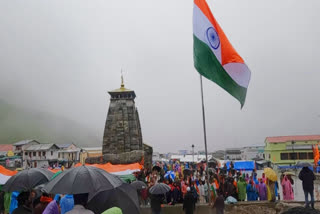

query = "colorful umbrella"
[
  {"left": 263, "top": 167, "right": 277, "bottom": 182},
  {"left": 164, "top": 171, "right": 175, "bottom": 181}
]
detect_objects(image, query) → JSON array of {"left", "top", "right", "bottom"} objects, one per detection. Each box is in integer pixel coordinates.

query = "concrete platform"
[{"left": 140, "top": 201, "right": 320, "bottom": 214}]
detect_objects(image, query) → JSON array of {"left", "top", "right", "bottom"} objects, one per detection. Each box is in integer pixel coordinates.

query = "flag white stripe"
[{"left": 193, "top": 4, "right": 222, "bottom": 63}]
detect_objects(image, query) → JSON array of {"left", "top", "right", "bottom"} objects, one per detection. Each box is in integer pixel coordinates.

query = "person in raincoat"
[
  {"left": 281, "top": 176, "right": 293, "bottom": 201},
  {"left": 60, "top": 195, "right": 74, "bottom": 214},
  {"left": 4, "top": 192, "right": 11, "bottom": 214},
  {"left": 102, "top": 207, "right": 123, "bottom": 214},
  {"left": 267, "top": 179, "right": 276, "bottom": 202},
  {"left": 9, "top": 192, "right": 19, "bottom": 214},
  {"left": 11, "top": 192, "right": 32, "bottom": 214},
  {"left": 246, "top": 180, "right": 257, "bottom": 201},
  {"left": 245, "top": 174, "right": 249, "bottom": 183},
  {"left": 181, "top": 180, "right": 188, "bottom": 199},
  {"left": 261, "top": 173, "right": 266, "bottom": 183},
  {"left": 257, "top": 179, "right": 267, "bottom": 201},
  {"left": 237, "top": 175, "right": 247, "bottom": 201},
  {"left": 42, "top": 199, "right": 60, "bottom": 214}
]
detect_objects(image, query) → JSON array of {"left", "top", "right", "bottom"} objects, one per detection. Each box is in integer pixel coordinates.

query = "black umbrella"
[
  {"left": 87, "top": 183, "right": 140, "bottom": 214},
  {"left": 149, "top": 183, "right": 171, "bottom": 194},
  {"left": 34, "top": 184, "right": 45, "bottom": 191},
  {"left": 3, "top": 168, "right": 54, "bottom": 192},
  {"left": 130, "top": 180, "right": 147, "bottom": 190},
  {"left": 43, "top": 165, "right": 124, "bottom": 195}
]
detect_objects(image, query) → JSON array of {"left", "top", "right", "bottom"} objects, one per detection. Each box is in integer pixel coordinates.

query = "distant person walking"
[{"left": 299, "top": 166, "right": 316, "bottom": 209}]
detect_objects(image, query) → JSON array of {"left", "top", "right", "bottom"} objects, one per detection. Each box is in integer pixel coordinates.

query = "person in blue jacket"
[
  {"left": 9, "top": 191, "right": 19, "bottom": 214},
  {"left": 246, "top": 180, "right": 257, "bottom": 201},
  {"left": 60, "top": 194, "right": 74, "bottom": 214}
]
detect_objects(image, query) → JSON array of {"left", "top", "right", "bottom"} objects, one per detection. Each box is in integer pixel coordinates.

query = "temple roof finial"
[{"left": 121, "top": 69, "right": 125, "bottom": 88}]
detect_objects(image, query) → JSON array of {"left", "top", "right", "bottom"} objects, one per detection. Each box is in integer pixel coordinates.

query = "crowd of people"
[
  {"left": 0, "top": 160, "right": 316, "bottom": 214},
  {"left": 134, "top": 160, "right": 316, "bottom": 213}
]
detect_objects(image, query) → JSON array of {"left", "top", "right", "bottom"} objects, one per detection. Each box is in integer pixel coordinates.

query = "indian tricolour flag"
[{"left": 193, "top": 0, "right": 251, "bottom": 108}]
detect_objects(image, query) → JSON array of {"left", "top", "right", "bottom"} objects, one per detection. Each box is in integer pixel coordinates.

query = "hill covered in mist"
[{"left": 0, "top": 99, "right": 101, "bottom": 147}]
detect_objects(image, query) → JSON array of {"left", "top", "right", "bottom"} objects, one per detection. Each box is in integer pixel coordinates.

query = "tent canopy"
[{"left": 225, "top": 161, "right": 255, "bottom": 171}]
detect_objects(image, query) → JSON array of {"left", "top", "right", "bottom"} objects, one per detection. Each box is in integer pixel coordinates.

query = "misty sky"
[{"left": 0, "top": 0, "right": 320, "bottom": 153}]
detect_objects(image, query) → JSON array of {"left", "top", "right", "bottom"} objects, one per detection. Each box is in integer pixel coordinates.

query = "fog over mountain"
[{"left": 0, "top": 99, "right": 100, "bottom": 146}]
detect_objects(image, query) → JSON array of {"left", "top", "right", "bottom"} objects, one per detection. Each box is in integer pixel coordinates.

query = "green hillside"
[{"left": 0, "top": 99, "right": 101, "bottom": 146}]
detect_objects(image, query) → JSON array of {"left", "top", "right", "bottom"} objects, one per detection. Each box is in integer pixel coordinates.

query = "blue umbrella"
[{"left": 164, "top": 171, "right": 175, "bottom": 181}]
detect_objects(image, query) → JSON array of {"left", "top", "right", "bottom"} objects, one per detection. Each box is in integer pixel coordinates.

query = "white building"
[
  {"left": 13, "top": 140, "right": 40, "bottom": 157},
  {"left": 57, "top": 143, "right": 80, "bottom": 167},
  {"left": 224, "top": 148, "right": 242, "bottom": 160},
  {"left": 241, "top": 146, "right": 265, "bottom": 160},
  {"left": 170, "top": 154, "right": 212, "bottom": 163},
  {"left": 23, "top": 144, "right": 60, "bottom": 168}
]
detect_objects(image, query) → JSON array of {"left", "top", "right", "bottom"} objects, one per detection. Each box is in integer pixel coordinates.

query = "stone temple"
[
  {"left": 86, "top": 77, "right": 152, "bottom": 168},
  {"left": 102, "top": 78, "right": 143, "bottom": 154}
]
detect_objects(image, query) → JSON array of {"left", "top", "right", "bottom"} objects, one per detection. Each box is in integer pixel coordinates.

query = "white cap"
[{"left": 187, "top": 187, "right": 191, "bottom": 192}]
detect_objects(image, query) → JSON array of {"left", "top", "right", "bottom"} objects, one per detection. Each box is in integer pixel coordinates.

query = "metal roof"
[
  {"left": 13, "top": 140, "right": 40, "bottom": 146},
  {"left": 266, "top": 135, "right": 320, "bottom": 143},
  {"left": 82, "top": 147, "right": 102, "bottom": 151},
  {"left": 57, "top": 144, "right": 72, "bottom": 149},
  {"left": 25, "top": 144, "right": 59, "bottom": 151}
]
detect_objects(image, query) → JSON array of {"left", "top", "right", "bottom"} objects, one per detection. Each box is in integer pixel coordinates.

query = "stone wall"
[
  {"left": 102, "top": 99, "right": 143, "bottom": 155},
  {"left": 143, "top": 143, "right": 153, "bottom": 169},
  {"left": 86, "top": 150, "right": 145, "bottom": 165}
]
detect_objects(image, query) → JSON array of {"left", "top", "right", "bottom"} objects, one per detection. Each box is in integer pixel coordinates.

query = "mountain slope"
[{"left": 0, "top": 99, "right": 101, "bottom": 146}]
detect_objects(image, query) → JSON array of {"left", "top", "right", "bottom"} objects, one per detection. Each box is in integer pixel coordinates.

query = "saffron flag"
[
  {"left": 313, "top": 145, "right": 319, "bottom": 166},
  {"left": 193, "top": 0, "right": 251, "bottom": 107}
]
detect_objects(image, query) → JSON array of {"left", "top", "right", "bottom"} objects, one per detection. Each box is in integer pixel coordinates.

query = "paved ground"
[{"left": 141, "top": 201, "right": 320, "bottom": 214}]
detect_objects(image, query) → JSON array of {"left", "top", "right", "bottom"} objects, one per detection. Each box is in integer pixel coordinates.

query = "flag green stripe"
[{"left": 193, "top": 35, "right": 247, "bottom": 107}]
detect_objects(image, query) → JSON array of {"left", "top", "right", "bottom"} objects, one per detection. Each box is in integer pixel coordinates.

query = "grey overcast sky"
[{"left": 0, "top": 0, "right": 320, "bottom": 153}]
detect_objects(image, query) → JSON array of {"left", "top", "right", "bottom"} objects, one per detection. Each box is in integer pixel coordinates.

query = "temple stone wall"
[
  {"left": 103, "top": 99, "right": 143, "bottom": 154},
  {"left": 86, "top": 150, "right": 145, "bottom": 165},
  {"left": 143, "top": 143, "right": 153, "bottom": 169}
]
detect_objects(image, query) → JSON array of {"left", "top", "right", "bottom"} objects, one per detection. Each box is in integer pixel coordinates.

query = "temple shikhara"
[{"left": 86, "top": 76, "right": 152, "bottom": 168}]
